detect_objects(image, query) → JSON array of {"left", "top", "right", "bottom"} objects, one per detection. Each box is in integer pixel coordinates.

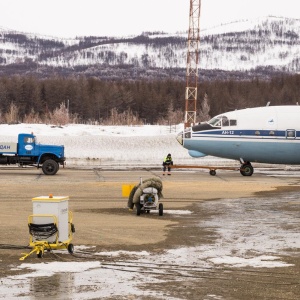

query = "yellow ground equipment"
[
  {"left": 20, "top": 195, "right": 75, "bottom": 260},
  {"left": 122, "top": 184, "right": 135, "bottom": 197}
]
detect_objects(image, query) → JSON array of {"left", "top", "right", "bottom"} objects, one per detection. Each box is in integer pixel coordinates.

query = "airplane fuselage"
[{"left": 177, "top": 105, "right": 300, "bottom": 165}]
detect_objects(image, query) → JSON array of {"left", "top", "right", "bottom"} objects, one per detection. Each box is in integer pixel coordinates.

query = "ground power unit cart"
[{"left": 20, "top": 195, "right": 75, "bottom": 260}]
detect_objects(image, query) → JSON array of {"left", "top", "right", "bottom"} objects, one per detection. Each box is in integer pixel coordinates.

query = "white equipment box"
[{"left": 32, "top": 195, "right": 69, "bottom": 242}]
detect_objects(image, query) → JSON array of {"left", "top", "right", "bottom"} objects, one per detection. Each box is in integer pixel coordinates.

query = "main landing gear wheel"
[
  {"left": 209, "top": 169, "right": 216, "bottom": 176},
  {"left": 240, "top": 163, "right": 254, "bottom": 176},
  {"left": 37, "top": 251, "right": 43, "bottom": 258}
]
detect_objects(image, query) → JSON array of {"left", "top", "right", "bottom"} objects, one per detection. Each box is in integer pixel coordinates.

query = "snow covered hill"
[{"left": 0, "top": 16, "right": 299, "bottom": 80}]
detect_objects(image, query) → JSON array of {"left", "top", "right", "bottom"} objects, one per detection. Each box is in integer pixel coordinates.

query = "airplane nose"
[
  {"left": 176, "top": 132, "right": 183, "bottom": 145},
  {"left": 177, "top": 128, "right": 192, "bottom": 146}
]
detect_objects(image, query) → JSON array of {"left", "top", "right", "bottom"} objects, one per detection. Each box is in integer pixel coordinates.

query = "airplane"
[{"left": 176, "top": 105, "right": 300, "bottom": 176}]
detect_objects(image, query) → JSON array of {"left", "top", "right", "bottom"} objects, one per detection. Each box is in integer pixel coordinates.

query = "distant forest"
[{"left": 0, "top": 74, "right": 299, "bottom": 124}]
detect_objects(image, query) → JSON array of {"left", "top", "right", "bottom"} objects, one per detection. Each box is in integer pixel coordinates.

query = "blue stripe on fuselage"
[{"left": 192, "top": 130, "right": 298, "bottom": 138}]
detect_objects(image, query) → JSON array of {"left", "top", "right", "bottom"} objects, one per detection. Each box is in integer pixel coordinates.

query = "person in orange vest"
[{"left": 162, "top": 153, "right": 173, "bottom": 175}]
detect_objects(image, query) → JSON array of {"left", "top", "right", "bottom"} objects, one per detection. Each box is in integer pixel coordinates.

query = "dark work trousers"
[{"left": 163, "top": 164, "right": 171, "bottom": 172}]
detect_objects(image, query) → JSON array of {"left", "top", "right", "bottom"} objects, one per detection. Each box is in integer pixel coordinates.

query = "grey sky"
[{"left": 0, "top": 0, "right": 299, "bottom": 38}]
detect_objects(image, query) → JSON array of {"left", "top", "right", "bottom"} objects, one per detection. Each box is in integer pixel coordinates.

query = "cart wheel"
[
  {"left": 136, "top": 203, "right": 141, "bottom": 216},
  {"left": 159, "top": 203, "right": 163, "bottom": 216},
  {"left": 37, "top": 251, "right": 43, "bottom": 258},
  {"left": 209, "top": 169, "right": 216, "bottom": 176},
  {"left": 68, "top": 243, "right": 74, "bottom": 254}
]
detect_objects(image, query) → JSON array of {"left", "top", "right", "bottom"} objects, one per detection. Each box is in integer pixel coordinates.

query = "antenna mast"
[{"left": 184, "top": 0, "right": 201, "bottom": 128}]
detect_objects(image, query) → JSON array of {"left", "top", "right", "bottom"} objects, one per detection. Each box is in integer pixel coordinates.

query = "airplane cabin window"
[
  {"left": 229, "top": 120, "right": 237, "bottom": 126},
  {"left": 286, "top": 130, "right": 296, "bottom": 138}
]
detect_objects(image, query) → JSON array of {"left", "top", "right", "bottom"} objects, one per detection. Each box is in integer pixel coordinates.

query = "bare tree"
[
  {"left": 48, "top": 102, "right": 70, "bottom": 125},
  {"left": 102, "top": 108, "right": 143, "bottom": 125},
  {"left": 197, "top": 93, "right": 211, "bottom": 122},
  {"left": 4, "top": 102, "right": 19, "bottom": 124},
  {"left": 23, "top": 108, "right": 42, "bottom": 124}
]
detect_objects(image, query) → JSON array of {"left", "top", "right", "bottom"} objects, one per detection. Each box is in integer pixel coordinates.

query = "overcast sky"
[{"left": 0, "top": 0, "right": 299, "bottom": 38}]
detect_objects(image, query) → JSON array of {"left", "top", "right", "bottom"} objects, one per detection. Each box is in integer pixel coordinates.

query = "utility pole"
[{"left": 184, "top": 0, "right": 201, "bottom": 128}]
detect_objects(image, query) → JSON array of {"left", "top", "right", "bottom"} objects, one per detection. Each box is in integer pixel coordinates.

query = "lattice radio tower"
[{"left": 184, "top": 0, "right": 201, "bottom": 128}]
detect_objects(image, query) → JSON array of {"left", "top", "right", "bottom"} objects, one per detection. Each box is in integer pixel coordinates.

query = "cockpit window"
[
  {"left": 207, "top": 116, "right": 237, "bottom": 127},
  {"left": 222, "top": 116, "right": 229, "bottom": 126},
  {"left": 207, "top": 117, "right": 222, "bottom": 127}
]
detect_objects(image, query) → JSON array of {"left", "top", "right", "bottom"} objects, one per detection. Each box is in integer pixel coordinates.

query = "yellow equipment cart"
[{"left": 20, "top": 195, "right": 75, "bottom": 260}]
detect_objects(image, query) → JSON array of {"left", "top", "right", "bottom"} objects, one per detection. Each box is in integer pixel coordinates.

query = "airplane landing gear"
[{"left": 240, "top": 162, "right": 253, "bottom": 176}]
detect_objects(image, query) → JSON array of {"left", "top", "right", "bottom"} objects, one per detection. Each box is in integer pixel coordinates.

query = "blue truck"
[{"left": 0, "top": 133, "right": 65, "bottom": 175}]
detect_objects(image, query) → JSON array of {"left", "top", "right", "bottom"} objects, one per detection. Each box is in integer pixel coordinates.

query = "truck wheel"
[{"left": 42, "top": 159, "right": 59, "bottom": 175}]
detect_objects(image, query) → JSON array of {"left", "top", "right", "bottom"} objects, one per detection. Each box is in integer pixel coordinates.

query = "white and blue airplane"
[{"left": 176, "top": 105, "right": 300, "bottom": 176}]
